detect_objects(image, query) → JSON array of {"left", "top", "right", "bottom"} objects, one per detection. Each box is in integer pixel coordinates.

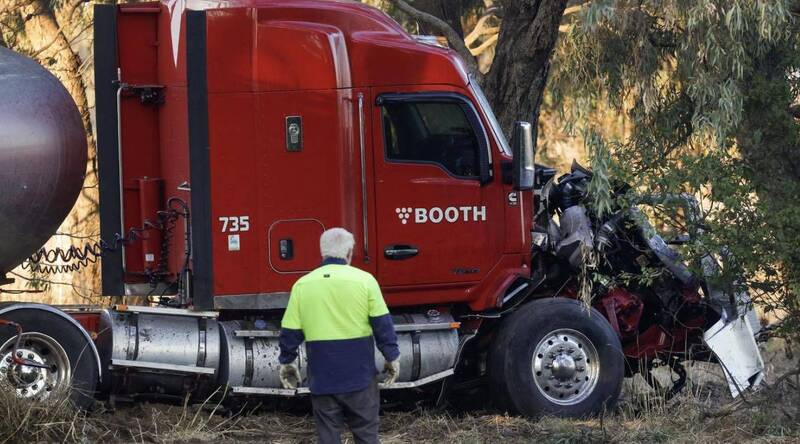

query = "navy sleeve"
[
  {"left": 369, "top": 314, "right": 400, "bottom": 362},
  {"left": 278, "top": 328, "right": 305, "bottom": 364}
]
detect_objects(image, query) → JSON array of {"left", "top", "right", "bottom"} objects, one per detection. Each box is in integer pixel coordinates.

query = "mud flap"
[{"left": 703, "top": 313, "right": 765, "bottom": 398}]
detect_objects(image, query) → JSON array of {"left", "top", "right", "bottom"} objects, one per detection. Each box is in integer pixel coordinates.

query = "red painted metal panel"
[
  {"left": 117, "top": 7, "right": 162, "bottom": 280},
  {"left": 69, "top": 312, "right": 101, "bottom": 337},
  {"left": 117, "top": 2, "right": 190, "bottom": 282},
  {"left": 137, "top": 178, "right": 164, "bottom": 273},
  {"left": 268, "top": 220, "right": 326, "bottom": 273},
  {"left": 206, "top": 92, "right": 260, "bottom": 295},
  {"left": 117, "top": 7, "right": 159, "bottom": 84},
  {"left": 205, "top": 9, "right": 254, "bottom": 93},
  {"left": 157, "top": 88, "right": 191, "bottom": 277},
  {"left": 370, "top": 84, "right": 505, "bottom": 297},
  {"left": 203, "top": 81, "right": 366, "bottom": 295},
  {"left": 254, "top": 21, "right": 351, "bottom": 91}
]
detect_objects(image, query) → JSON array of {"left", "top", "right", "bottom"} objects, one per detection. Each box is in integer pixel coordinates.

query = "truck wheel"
[
  {"left": 0, "top": 307, "right": 98, "bottom": 409},
  {"left": 488, "top": 297, "right": 623, "bottom": 418}
]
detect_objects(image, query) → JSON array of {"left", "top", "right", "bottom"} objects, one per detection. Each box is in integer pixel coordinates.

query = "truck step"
[
  {"left": 110, "top": 359, "right": 216, "bottom": 375},
  {"left": 233, "top": 329, "right": 280, "bottom": 338},
  {"left": 394, "top": 322, "right": 459, "bottom": 332},
  {"left": 112, "top": 305, "right": 218, "bottom": 318},
  {"left": 229, "top": 368, "right": 454, "bottom": 397}
]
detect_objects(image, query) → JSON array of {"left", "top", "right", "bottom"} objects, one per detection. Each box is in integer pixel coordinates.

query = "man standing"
[{"left": 278, "top": 228, "right": 400, "bottom": 444}]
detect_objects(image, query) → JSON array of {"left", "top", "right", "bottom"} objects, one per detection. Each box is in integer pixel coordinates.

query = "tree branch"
[
  {"left": 464, "top": 13, "right": 499, "bottom": 57},
  {"left": 563, "top": 1, "right": 590, "bottom": 17},
  {"left": 464, "top": 14, "right": 496, "bottom": 47},
  {"left": 28, "top": 0, "right": 89, "bottom": 58},
  {"left": 388, "top": 0, "right": 482, "bottom": 79},
  {"left": 469, "top": 33, "right": 498, "bottom": 56},
  {"left": 701, "top": 366, "right": 800, "bottom": 419}
]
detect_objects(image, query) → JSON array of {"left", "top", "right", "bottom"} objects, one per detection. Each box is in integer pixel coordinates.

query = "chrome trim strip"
[
  {"left": 110, "top": 358, "right": 216, "bottom": 375},
  {"left": 116, "top": 71, "right": 126, "bottom": 271},
  {"left": 234, "top": 330, "right": 280, "bottom": 338},
  {"left": 112, "top": 305, "right": 218, "bottom": 318},
  {"left": 231, "top": 386, "right": 311, "bottom": 396},
  {"left": 213, "top": 292, "right": 291, "bottom": 310},
  {"left": 229, "top": 369, "right": 454, "bottom": 396},
  {"left": 502, "top": 282, "right": 530, "bottom": 305},
  {"left": 358, "top": 92, "right": 370, "bottom": 262},
  {"left": 394, "top": 323, "right": 457, "bottom": 332},
  {"left": 230, "top": 327, "right": 473, "bottom": 345},
  {"left": 124, "top": 282, "right": 175, "bottom": 296}
]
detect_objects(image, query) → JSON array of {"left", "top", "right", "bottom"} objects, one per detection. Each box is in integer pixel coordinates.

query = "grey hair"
[{"left": 319, "top": 228, "right": 355, "bottom": 259}]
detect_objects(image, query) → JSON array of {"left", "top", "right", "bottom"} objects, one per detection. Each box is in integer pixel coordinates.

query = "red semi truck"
[{"left": 0, "top": 0, "right": 765, "bottom": 417}]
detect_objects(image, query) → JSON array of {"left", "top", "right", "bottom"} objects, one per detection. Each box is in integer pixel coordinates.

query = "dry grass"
[
  {"left": 0, "top": 387, "right": 105, "bottom": 442},
  {"left": 1, "top": 339, "right": 798, "bottom": 443}
]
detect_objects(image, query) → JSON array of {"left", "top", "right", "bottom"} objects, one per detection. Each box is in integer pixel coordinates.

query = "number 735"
[{"left": 219, "top": 216, "right": 250, "bottom": 232}]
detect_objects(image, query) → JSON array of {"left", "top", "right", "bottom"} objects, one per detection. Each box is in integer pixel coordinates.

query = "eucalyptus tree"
[{"left": 552, "top": 1, "right": 800, "bottom": 338}]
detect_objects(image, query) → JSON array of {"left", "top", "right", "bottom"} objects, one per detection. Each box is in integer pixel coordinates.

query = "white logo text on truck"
[{"left": 395, "top": 206, "right": 486, "bottom": 225}]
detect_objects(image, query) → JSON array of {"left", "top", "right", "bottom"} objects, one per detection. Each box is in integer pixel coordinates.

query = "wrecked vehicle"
[{"left": 522, "top": 161, "right": 765, "bottom": 400}]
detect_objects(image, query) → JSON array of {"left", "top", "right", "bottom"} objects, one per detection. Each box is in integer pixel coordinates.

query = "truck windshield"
[{"left": 469, "top": 75, "right": 511, "bottom": 156}]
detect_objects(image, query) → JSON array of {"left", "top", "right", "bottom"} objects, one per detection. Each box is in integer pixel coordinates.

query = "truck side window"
[{"left": 382, "top": 101, "right": 481, "bottom": 178}]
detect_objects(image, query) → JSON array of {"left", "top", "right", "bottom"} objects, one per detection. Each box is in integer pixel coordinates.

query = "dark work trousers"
[{"left": 311, "top": 379, "right": 380, "bottom": 444}]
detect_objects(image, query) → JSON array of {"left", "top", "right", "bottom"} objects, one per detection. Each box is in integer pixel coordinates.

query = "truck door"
[{"left": 372, "top": 90, "right": 504, "bottom": 292}]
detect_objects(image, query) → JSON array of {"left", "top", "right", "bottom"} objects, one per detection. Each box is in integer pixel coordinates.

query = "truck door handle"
[{"left": 384, "top": 245, "right": 419, "bottom": 260}]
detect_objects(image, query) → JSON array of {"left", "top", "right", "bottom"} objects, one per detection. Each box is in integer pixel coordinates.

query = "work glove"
[
  {"left": 279, "top": 362, "right": 301, "bottom": 389},
  {"left": 383, "top": 359, "right": 400, "bottom": 385}
]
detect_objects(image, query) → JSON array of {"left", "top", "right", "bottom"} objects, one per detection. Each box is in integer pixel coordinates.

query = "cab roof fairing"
[{"left": 158, "top": 0, "right": 470, "bottom": 90}]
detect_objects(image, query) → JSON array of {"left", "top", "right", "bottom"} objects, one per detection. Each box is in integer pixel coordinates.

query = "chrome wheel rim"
[
  {"left": 0, "top": 332, "right": 71, "bottom": 400},
  {"left": 532, "top": 328, "right": 600, "bottom": 406}
]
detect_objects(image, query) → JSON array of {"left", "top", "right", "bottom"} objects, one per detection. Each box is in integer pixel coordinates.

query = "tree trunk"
[
  {"left": 409, "top": 0, "right": 478, "bottom": 37},
  {"left": 14, "top": 0, "right": 91, "bottom": 134},
  {"left": 483, "top": 0, "right": 568, "bottom": 141}
]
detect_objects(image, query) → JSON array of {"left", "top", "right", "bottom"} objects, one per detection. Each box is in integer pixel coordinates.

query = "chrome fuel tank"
[
  {"left": 219, "top": 314, "right": 459, "bottom": 395},
  {"left": 96, "top": 307, "right": 221, "bottom": 400}
]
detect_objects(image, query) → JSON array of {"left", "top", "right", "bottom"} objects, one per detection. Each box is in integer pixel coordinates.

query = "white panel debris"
[{"left": 703, "top": 314, "right": 765, "bottom": 398}]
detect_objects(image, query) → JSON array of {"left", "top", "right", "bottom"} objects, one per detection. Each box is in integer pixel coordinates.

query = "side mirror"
[{"left": 512, "top": 121, "right": 535, "bottom": 191}]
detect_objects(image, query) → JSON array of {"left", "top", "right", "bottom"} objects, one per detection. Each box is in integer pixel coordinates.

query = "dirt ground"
[{"left": 1, "top": 339, "right": 798, "bottom": 443}]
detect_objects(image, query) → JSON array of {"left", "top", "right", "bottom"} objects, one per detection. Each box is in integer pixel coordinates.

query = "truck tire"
[
  {"left": 488, "top": 297, "right": 623, "bottom": 418},
  {"left": 0, "top": 306, "right": 98, "bottom": 409}
]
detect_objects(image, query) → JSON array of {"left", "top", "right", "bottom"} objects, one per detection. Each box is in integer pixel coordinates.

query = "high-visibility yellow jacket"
[{"left": 279, "top": 257, "right": 400, "bottom": 394}]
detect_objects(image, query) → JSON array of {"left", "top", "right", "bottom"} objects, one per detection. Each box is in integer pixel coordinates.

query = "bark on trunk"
[
  {"left": 389, "top": 0, "right": 568, "bottom": 144},
  {"left": 14, "top": 0, "right": 91, "bottom": 134},
  {"left": 408, "top": 0, "right": 478, "bottom": 37},
  {"left": 483, "top": 0, "right": 568, "bottom": 140}
]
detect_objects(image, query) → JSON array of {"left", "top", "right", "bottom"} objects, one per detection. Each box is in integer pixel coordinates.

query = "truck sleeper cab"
[{"left": 97, "top": 0, "right": 530, "bottom": 307}]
